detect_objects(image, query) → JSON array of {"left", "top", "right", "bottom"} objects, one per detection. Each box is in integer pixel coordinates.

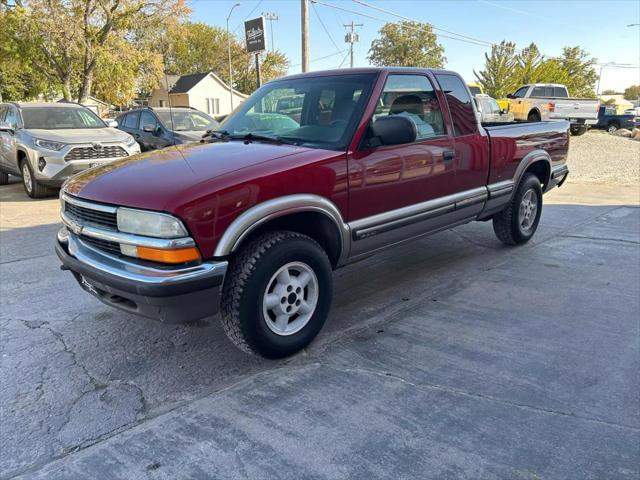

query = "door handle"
[{"left": 443, "top": 150, "right": 455, "bottom": 162}]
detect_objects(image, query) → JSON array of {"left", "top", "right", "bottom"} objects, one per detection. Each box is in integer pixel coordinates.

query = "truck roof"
[
  {"left": 278, "top": 67, "right": 462, "bottom": 81},
  {"left": 523, "top": 83, "right": 567, "bottom": 88}
]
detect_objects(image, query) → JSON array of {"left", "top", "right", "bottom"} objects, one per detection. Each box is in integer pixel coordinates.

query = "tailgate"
[{"left": 549, "top": 100, "right": 600, "bottom": 120}]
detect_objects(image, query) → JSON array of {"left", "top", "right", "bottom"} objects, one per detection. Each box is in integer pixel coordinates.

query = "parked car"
[
  {"left": 594, "top": 106, "right": 640, "bottom": 133},
  {"left": 56, "top": 67, "right": 569, "bottom": 358},
  {"left": 116, "top": 107, "right": 218, "bottom": 151},
  {"left": 467, "top": 83, "right": 483, "bottom": 96},
  {"left": 623, "top": 107, "right": 640, "bottom": 116},
  {"left": 474, "top": 94, "right": 514, "bottom": 123},
  {"left": 506, "top": 83, "right": 600, "bottom": 136},
  {"left": 0, "top": 102, "right": 140, "bottom": 198}
]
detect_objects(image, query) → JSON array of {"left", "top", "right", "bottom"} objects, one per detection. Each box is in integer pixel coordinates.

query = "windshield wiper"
[
  {"left": 229, "top": 133, "right": 291, "bottom": 145},
  {"left": 201, "top": 129, "right": 230, "bottom": 143}
]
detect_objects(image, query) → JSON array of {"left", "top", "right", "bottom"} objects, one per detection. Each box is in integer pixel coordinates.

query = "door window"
[
  {"left": 434, "top": 73, "right": 477, "bottom": 136},
  {"left": 139, "top": 111, "right": 157, "bottom": 129},
  {"left": 123, "top": 112, "right": 139, "bottom": 129},
  {"left": 4, "top": 108, "right": 19, "bottom": 130},
  {"left": 373, "top": 74, "right": 446, "bottom": 139},
  {"left": 0, "top": 106, "right": 6, "bottom": 122},
  {"left": 512, "top": 86, "right": 528, "bottom": 98}
]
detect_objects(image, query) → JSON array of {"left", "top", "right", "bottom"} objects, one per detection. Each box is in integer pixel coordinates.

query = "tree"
[
  {"left": 623, "top": 85, "right": 640, "bottom": 101},
  {"left": 164, "top": 21, "right": 289, "bottom": 94},
  {"left": 558, "top": 46, "right": 597, "bottom": 98},
  {"left": 4, "top": 0, "right": 188, "bottom": 104},
  {"left": 473, "top": 41, "right": 519, "bottom": 98},
  {"left": 601, "top": 89, "right": 619, "bottom": 95},
  {"left": 368, "top": 21, "right": 445, "bottom": 68}
]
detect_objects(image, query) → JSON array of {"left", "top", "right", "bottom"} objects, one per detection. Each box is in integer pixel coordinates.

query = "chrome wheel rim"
[
  {"left": 22, "top": 163, "right": 32, "bottom": 194},
  {"left": 518, "top": 189, "right": 538, "bottom": 232},
  {"left": 263, "top": 261, "right": 319, "bottom": 336}
]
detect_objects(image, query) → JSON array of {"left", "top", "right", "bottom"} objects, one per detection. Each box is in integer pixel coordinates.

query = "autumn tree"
[
  {"left": 368, "top": 21, "right": 445, "bottom": 68},
  {"left": 623, "top": 85, "right": 640, "bottom": 101},
  {"left": 164, "top": 21, "right": 289, "bottom": 94},
  {"left": 3, "top": 0, "right": 188, "bottom": 104},
  {"left": 473, "top": 41, "right": 519, "bottom": 98}
]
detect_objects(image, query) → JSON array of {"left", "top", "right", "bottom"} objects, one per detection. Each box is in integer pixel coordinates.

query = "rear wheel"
[
  {"left": 570, "top": 125, "right": 587, "bottom": 136},
  {"left": 527, "top": 111, "right": 541, "bottom": 122},
  {"left": 221, "top": 231, "right": 333, "bottom": 358},
  {"left": 20, "top": 160, "right": 55, "bottom": 198},
  {"left": 0, "top": 171, "right": 8, "bottom": 185},
  {"left": 492, "top": 173, "right": 543, "bottom": 245}
]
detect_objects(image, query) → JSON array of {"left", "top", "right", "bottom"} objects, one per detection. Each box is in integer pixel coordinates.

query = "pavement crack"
[{"left": 559, "top": 234, "right": 640, "bottom": 245}]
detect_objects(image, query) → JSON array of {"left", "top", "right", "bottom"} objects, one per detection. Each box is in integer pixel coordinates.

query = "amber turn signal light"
[{"left": 136, "top": 246, "right": 201, "bottom": 264}]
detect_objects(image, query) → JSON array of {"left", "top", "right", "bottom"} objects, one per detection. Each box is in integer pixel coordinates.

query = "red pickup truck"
[{"left": 56, "top": 68, "right": 569, "bottom": 358}]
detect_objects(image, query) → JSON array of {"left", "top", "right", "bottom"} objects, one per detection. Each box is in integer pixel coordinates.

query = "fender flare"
[
  {"left": 512, "top": 149, "right": 552, "bottom": 189},
  {"left": 213, "top": 194, "right": 350, "bottom": 264}
]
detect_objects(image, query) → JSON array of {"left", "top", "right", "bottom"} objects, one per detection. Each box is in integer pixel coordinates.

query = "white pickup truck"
[{"left": 507, "top": 84, "right": 600, "bottom": 136}]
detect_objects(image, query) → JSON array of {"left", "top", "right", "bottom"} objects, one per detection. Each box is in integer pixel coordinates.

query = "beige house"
[
  {"left": 148, "top": 72, "right": 248, "bottom": 116},
  {"left": 599, "top": 94, "right": 634, "bottom": 115}
]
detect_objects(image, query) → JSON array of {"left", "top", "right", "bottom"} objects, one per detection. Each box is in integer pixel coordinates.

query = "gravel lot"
[{"left": 567, "top": 130, "right": 640, "bottom": 185}]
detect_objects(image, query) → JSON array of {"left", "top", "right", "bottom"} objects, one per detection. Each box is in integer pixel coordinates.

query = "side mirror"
[
  {"left": 0, "top": 121, "right": 14, "bottom": 133},
  {"left": 506, "top": 94, "right": 515, "bottom": 99},
  {"left": 500, "top": 109, "right": 508, "bottom": 115},
  {"left": 371, "top": 116, "right": 417, "bottom": 146},
  {"left": 107, "top": 120, "right": 118, "bottom": 128},
  {"left": 143, "top": 124, "right": 156, "bottom": 133}
]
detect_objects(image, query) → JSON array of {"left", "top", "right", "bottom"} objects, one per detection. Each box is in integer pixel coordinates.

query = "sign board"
[{"left": 244, "top": 17, "right": 267, "bottom": 53}]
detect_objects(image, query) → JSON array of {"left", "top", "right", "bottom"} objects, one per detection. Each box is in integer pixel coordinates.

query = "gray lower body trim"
[{"left": 348, "top": 187, "right": 488, "bottom": 260}]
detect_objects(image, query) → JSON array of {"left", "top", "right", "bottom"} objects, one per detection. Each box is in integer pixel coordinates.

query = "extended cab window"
[
  {"left": 554, "top": 87, "right": 568, "bottom": 98},
  {"left": 372, "top": 74, "right": 446, "bottom": 139},
  {"left": 434, "top": 74, "right": 477, "bottom": 136},
  {"left": 221, "top": 73, "right": 375, "bottom": 150},
  {"left": 532, "top": 86, "right": 545, "bottom": 97}
]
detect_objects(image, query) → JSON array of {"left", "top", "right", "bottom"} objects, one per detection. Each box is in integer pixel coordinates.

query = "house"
[
  {"left": 599, "top": 94, "right": 634, "bottom": 115},
  {"left": 54, "top": 96, "right": 114, "bottom": 118},
  {"left": 147, "top": 72, "right": 248, "bottom": 116}
]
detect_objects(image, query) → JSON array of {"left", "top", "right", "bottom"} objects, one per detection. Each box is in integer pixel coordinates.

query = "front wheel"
[
  {"left": 492, "top": 173, "right": 543, "bottom": 245},
  {"left": 607, "top": 123, "right": 619, "bottom": 134},
  {"left": 221, "top": 231, "right": 333, "bottom": 358},
  {"left": 20, "top": 160, "right": 55, "bottom": 198}
]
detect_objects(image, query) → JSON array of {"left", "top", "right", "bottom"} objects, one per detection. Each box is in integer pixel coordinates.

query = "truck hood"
[
  {"left": 63, "top": 141, "right": 313, "bottom": 210},
  {"left": 26, "top": 128, "right": 131, "bottom": 144}
]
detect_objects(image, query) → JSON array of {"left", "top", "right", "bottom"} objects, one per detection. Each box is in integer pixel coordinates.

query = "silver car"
[{"left": 0, "top": 102, "right": 140, "bottom": 198}]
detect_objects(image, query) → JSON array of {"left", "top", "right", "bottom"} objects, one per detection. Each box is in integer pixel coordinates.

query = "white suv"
[{"left": 0, "top": 102, "right": 140, "bottom": 198}]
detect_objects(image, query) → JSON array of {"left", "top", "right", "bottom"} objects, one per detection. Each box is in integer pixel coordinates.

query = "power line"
[
  {"left": 290, "top": 49, "right": 349, "bottom": 68},
  {"left": 310, "top": 1, "right": 343, "bottom": 54}
]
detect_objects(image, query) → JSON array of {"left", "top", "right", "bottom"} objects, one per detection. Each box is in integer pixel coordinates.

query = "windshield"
[
  {"left": 156, "top": 111, "right": 218, "bottom": 131},
  {"left": 219, "top": 73, "right": 376, "bottom": 150},
  {"left": 22, "top": 107, "right": 106, "bottom": 130},
  {"left": 468, "top": 86, "right": 482, "bottom": 96}
]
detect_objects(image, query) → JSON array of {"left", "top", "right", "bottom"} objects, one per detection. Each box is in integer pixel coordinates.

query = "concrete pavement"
[{"left": 1, "top": 179, "right": 639, "bottom": 479}]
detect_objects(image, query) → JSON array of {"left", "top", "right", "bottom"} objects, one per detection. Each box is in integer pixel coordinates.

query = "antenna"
[{"left": 164, "top": 72, "right": 177, "bottom": 140}]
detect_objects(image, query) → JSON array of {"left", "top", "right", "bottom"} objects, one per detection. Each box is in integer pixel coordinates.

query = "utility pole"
[
  {"left": 343, "top": 21, "right": 363, "bottom": 68},
  {"left": 301, "top": 0, "right": 309, "bottom": 72},
  {"left": 226, "top": 3, "right": 240, "bottom": 111},
  {"left": 262, "top": 12, "right": 279, "bottom": 51}
]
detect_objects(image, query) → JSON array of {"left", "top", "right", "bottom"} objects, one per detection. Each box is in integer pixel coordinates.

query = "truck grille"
[
  {"left": 65, "top": 146, "right": 128, "bottom": 162},
  {"left": 80, "top": 235, "right": 121, "bottom": 256},
  {"left": 64, "top": 202, "right": 118, "bottom": 231}
]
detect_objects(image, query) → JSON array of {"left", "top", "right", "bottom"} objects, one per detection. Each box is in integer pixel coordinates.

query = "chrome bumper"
[{"left": 56, "top": 228, "right": 227, "bottom": 323}]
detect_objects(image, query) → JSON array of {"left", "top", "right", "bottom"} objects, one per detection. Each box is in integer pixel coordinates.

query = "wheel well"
[
  {"left": 524, "top": 160, "right": 550, "bottom": 188},
  {"left": 528, "top": 109, "right": 541, "bottom": 120},
  {"left": 234, "top": 211, "right": 343, "bottom": 268},
  {"left": 17, "top": 149, "right": 27, "bottom": 165},
  {"left": 608, "top": 120, "right": 620, "bottom": 127}
]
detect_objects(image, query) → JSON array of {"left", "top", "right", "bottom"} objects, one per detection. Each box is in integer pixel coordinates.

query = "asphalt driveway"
[{"left": 1, "top": 179, "right": 638, "bottom": 479}]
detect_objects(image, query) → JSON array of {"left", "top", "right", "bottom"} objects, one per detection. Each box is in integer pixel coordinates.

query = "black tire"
[
  {"left": 20, "top": 159, "right": 55, "bottom": 198},
  {"left": 492, "top": 173, "right": 543, "bottom": 245},
  {"left": 527, "top": 111, "right": 541, "bottom": 122},
  {"left": 607, "top": 122, "right": 619, "bottom": 134},
  {"left": 570, "top": 125, "right": 587, "bottom": 136},
  {"left": 221, "top": 231, "right": 333, "bottom": 358},
  {"left": 0, "top": 171, "right": 8, "bottom": 185}
]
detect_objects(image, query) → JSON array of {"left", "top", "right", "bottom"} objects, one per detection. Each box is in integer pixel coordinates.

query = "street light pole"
[{"left": 227, "top": 3, "right": 240, "bottom": 112}]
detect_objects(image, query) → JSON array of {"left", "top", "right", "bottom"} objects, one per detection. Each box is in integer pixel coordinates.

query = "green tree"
[
  {"left": 164, "top": 21, "right": 288, "bottom": 94},
  {"left": 623, "top": 85, "right": 640, "bottom": 100},
  {"left": 473, "top": 40, "right": 519, "bottom": 98},
  {"left": 368, "top": 21, "right": 445, "bottom": 68},
  {"left": 601, "top": 89, "right": 619, "bottom": 95},
  {"left": 559, "top": 46, "right": 597, "bottom": 98}
]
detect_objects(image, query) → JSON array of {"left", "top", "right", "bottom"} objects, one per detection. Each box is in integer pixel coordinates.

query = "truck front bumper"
[{"left": 56, "top": 228, "right": 227, "bottom": 323}]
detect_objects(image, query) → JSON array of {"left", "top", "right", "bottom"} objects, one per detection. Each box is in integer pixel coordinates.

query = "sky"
[{"left": 189, "top": 0, "right": 640, "bottom": 93}]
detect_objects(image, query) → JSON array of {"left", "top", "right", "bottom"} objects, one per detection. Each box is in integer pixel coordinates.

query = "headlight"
[
  {"left": 35, "top": 138, "right": 66, "bottom": 151},
  {"left": 125, "top": 135, "right": 137, "bottom": 148},
  {"left": 117, "top": 208, "right": 188, "bottom": 238}
]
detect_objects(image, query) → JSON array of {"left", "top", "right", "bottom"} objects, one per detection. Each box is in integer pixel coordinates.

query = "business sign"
[{"left": 244, "top": 17, "right": 267, "bottom": 53}]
